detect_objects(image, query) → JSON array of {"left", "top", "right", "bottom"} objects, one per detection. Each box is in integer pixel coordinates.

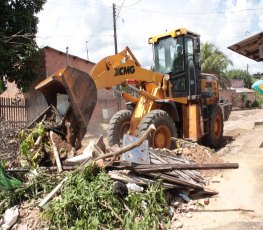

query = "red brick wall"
[
  {"left": 219, "top": 88, "right": 235, "bottom": 103},
  {"left": 2, "top": 46, "right": 123, "bottom": 125},
  {"left": 44, "top": 47, "right": 94, "bottom": 76},
  {"left": 219, "top": 88, "right": 256, "bottom": 108},
  {"left": 231, "top": 79, "right": 244, "bottom": 88},
  {"left": 43, "top": 47, "right": 121, "bottom": 126}
]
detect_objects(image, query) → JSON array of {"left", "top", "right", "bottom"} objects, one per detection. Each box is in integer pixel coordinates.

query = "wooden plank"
[
  {"left": 3, "top": 97, "right": 5, "bottom": 119},
  {"left": 149, "top": 151, "right": 197, "bottom": 183},
  {"left": 148, "top": 150, "right": 206, "bottom": 185},
  {"left": 0, "top": 97, "right": 2, "bottom": 118},
  {"left": 108, "top": 171, "right": 178, "bottom": 189},
  {"left": 145, "top": 172, "right": 204, "bottom": 190},
  {"left": 156, "top": 155, "right": 204, "bottom": 183},
  {"left": 15, "top": 99, "right": 18, "bottom": 126},
  {"left": 0, "top": 97, "right": 2, "bottom": 117},
  {"left": 7, "top": 98, "right": 10, "bottom": 124},
  {"left": 12, "top": 99, "right": 15, "bottom": 128}
]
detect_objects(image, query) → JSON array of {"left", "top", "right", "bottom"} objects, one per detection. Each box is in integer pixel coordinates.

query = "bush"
[
  {"left": 245, "top": 99, "right": 252, "bottom": 108},
  {"left": 44, "top": 164, "right": 170, "bottom": 229},
  {"left": 252, "top": 99, "right": 261, "bottom": 108}
]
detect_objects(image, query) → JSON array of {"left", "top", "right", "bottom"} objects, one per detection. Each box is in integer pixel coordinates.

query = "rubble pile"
[
  {"left": 0, "top": 110, "right": 238, "bottom": 229},
  {"left": 0, "top": 117, "right": 24, "bottom": 160},
  {"left": 172, "top": 139, "right": 224, "bottom": 177},
  {"left": 109, "top": 148, "right": 206, "bottom": 192}
]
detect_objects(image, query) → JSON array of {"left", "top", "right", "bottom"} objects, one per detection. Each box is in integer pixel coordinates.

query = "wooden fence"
[{"left": 0, "top": 97, "right": 28, "bottom": 129}]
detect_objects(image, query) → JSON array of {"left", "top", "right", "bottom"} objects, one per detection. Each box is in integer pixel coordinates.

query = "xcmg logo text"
[{"left": 114, "top": 66, "right": 135, "bottom": 76}]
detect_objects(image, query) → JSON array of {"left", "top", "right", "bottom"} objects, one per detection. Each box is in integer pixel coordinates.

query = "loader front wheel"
[
  {"left": 107, "top": 110, "right": 132, "bottom": 146},
  {"left": 137, "top": 110, "right": 177, "bottom": 149}
]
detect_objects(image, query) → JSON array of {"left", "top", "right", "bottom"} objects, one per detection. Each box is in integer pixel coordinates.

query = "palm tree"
[{"left": 201, "top": 42, "right": 233, "bottom": 88}]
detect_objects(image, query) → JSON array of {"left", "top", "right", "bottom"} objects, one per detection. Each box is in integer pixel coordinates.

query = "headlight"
[{"left": 164, "top": 74, "right": 170, "bottom": 81}]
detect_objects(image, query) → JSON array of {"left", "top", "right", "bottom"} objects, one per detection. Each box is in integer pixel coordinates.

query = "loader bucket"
[{"left": 35, "top": 66, "right": 97, "bottom": 149}]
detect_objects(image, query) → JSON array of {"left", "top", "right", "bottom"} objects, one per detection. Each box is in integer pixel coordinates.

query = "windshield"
[{"left": 154, "top": 36, "right": 184, "bottom": 74}]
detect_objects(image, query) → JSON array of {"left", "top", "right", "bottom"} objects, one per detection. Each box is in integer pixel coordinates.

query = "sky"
[{"left": 36, "top": 0, "right": 263, "bottom": 74}]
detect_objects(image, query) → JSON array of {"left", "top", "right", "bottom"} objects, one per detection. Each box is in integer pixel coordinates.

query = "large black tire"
[
  {"left": 137, "top": 110, "right": 177, "bottom": 149},
  {"left": 203, "top": 105, "right": 223, "bottom": 149},
  {"left": 107, "top": 110, "right": 132, "bottom": 146}
]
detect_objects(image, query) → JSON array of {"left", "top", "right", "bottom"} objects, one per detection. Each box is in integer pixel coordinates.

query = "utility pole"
[
  {"left": 85, "top": 41, "right": 89, "bottom": 61},
  {"left": 113, "top": 3, "right": 118, "bottom": 54},
  {"left": 246, "top": 63, "right": 250, "bottom": 88},
  {"left": 66, "top": 46, "right": 69, "bottom": 66},
  {"left": 112, "top": 3, "right": 121, "bottom": 110}
]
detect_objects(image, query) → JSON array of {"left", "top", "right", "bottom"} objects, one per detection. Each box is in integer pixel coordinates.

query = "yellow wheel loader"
[{"left": 36, "top": 28, "right": 231, "bottom": 150}]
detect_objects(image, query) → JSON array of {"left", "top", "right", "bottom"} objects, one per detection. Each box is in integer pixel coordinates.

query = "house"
[
  {"left": 1, "top": 46, "right": 122, "bottom": 126},
  {"left": 227, "top": 31, "right": 263, "bottom": 107},
  {"left": 219, "top": 79, "right": 255, "bottom": 108}
]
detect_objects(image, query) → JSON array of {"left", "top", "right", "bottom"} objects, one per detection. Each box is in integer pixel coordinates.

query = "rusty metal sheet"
[{"left": 35, "top": 66, "right": 97, "bottom": 146}]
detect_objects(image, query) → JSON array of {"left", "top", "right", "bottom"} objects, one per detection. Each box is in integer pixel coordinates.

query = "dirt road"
[
  {"left": 181, "top": 108, "right": 263, "bottom": 230},
  {"left": 85, "top": 109, "right": 263, "bottom": 229}
]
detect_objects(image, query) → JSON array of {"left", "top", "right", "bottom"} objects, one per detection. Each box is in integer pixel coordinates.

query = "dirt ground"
[
  {"left": 180, "top": 108, "right": 263, "bottom": 230},
  {"left": 84, "top": 108, "right": 263, "bottom": 229}
]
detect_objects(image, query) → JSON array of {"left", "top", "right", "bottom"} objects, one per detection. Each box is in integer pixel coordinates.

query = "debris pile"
[
  {"left": 109, "top": 148, "right": 206, "bottom": 191},
  {"left": 0, "top": 109, "right": 239, "bottom": 229},
  {"left": 0, "top": 117, "right": 23, "bottom": 160},
  {"left": 172, "top": 139, "right": 224, "bottom": 176}
]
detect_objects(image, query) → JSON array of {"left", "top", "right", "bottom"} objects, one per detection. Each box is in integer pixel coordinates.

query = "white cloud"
[{"left": 37, "top": 0, "right": 263, "bottom": 73}]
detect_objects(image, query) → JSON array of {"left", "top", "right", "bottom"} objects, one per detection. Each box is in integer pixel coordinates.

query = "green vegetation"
[
  {"left": 0, "top": 162, "right": 170, "bottom": 229},
  {"left": 0, "top": 168, "right": 63, "bottom": 215},
  {"left": 0, "top": 0, "right": 46, "bottom": 92},
  {"left": 44, "top": 164, "right": 170, "bottom": 230},
  {"left": 200, "top": 42, "right": 232, "bottom": 89},
  {"left": 201, "top": 42, "right": 233, "bottom": 75},
  {"left": 19, "top": 123, "right": 46, "bottom": 167},
  {"left": 225, "top": 69, "right": 252, "bottom": 88},
  {"left": 238, "top": 92, "right": 262, "bottom": 109}
]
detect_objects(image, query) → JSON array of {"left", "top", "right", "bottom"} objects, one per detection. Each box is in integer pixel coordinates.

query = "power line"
[
  {"left": 122, "top": 5, "right": 263, "bottom": 15},
  {"left": 116, "top": 0, "right": 126, "bottom": 18},
  {"left": 48, "top": 0, "right": 110, "bottom": 10},
  {"left": 120, "top": 6, "right": 263, "bottom": 23},
  {"left": 124, "top": 0, "right": 142, "bottom": 7}
]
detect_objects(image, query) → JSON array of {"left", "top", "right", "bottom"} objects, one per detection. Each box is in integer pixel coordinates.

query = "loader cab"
[{"left": 149, "top": 28, "right": 201, "bottom": 99}]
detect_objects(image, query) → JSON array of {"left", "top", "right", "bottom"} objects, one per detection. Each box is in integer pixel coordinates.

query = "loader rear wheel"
[
  {"left": 107, "top": 110, "right": 132, "bottom": 146},
  {"left": 203, "top": 105, "right": 223, "bottom": 149},
  {"left": 137, "top": 110, "right": 177, "bottom": 149}
]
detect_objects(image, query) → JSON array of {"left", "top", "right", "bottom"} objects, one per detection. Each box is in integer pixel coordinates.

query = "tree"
[
  {"left": 200, "top": 42, "right": 233, "bottom": 89},
  {"left": 0, "top": 0, "right": 47, "bottom": 93},
  {"left": 201, "top": 42, "right": 233, "bottom": 75},
  {"left": 225, "top": 69, "right": 252, "bottom": 88}
]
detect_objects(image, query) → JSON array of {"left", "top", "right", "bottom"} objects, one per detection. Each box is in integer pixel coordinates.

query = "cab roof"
[{"left": 148, "top": 28, "right": 200, "bottom": 44}]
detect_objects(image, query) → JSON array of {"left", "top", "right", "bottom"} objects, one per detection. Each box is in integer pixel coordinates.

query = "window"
[
  {"left": 171, "top": 76, "right": 186, "bottom": 92},
  {"left": 154, "top": 37, "right": 183, "bottom": 74},
  {"left": 187, "top": 38, "right": 194, "bottom": 67}
]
